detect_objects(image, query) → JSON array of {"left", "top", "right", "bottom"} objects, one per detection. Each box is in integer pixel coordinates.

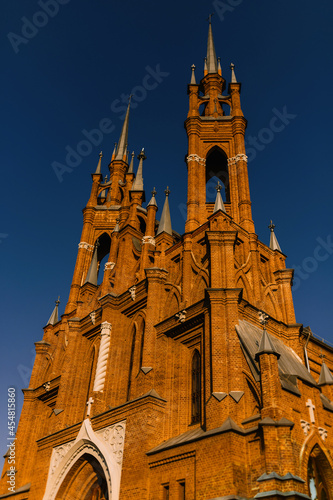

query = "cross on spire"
[{"left": 207, "top": 13, "right": 214, "bottom": 23}]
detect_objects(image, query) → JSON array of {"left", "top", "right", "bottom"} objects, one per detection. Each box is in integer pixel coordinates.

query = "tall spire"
[
  {"left": 206, "top": 15, "right": 218, "bottom": 74},
  {"left": 94, "top": 151, "right": 103, "bottom": 174},
  {"left": 157, "top": 187, "right": 172, "bottom": 236},
  {"left": 131, "top": 148, "right": 145, "bottom": 191},
  {"left": 115, "top": 96, "right": 132, "bottom": 161},
  {"left": 269, "top": 221, "right": 282, "bottom": 252},
  {"left": 46, "top": 297, "right": 60, "bottom": 326},
  {"left": 213, "top": 181, "right": 226, "bottom": 213}
]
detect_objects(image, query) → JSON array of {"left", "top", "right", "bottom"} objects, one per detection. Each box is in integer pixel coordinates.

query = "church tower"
[{"left": 2, "top": 21, "right": 333, "bottom": 500}]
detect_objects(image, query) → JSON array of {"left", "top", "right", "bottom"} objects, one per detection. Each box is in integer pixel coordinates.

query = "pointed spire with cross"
[{"left": 269, "top": 220, "right": 282, "bottom": 252}]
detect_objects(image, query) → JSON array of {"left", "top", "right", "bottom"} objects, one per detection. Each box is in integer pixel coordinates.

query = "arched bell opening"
[
  {"left": 206, "top": 147, "right": 229, "bottom": 203},
  {"left": 56, "top": 453, "right": 109, "bottom": 500},
  {"left": 96, "top": 233, "right": 111, "bottom": 285}
]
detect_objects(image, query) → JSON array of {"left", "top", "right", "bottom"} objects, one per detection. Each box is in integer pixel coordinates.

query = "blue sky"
[{"left": 1, "top": 0, "right": 333, "bottom": 454}]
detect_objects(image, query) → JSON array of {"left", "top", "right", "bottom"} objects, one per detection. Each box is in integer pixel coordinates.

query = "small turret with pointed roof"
[
  {"left": 147, "top": 187, "right": 158, "bottom": 208},
  {"left": 47, "top": 297, "right": 60, "bottom": 326},
  {"left": 131, "top": 148, "right": 145, "bottom": 192},
  {"left": 157, "top": 187, "right": 172, "bottom": 236},
  {"left": 111, "top": 143, "right": 117, "bottom": 161},
  {"left": 213, "top": 181, "right": 226, "bottom": 214},
  {"left": 190, "top": 64, "right": 196, "bottom": 84},
  {"left": 269, "top": 221, "right": 282, "bottom": 252},
  {"left": 318, "top": 359, "right": 333, "bottom": 386},
  {"left": 206, "top": 15, "right": 218, "bottom": 74},
  {"left": 115, "top": 96, "right": 132, "bottom": 162},
  {"left": 255, "top": 312, "right": 280, "bottom": 360},
  {"left": 128, "top": 151, "right": 135, "bottom": 174}
]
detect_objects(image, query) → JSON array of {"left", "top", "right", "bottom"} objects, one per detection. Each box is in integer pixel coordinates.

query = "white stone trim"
[
  {"left": 142, "top": 236, "right": 155, "bottom": 246},
  {"left": 93, "top": 322, "right": 112, "bottom": 393},
  {"left": 78, "top": 242, "right": 94, "bottom": 252},
  {"left": 43, "top": 419, "right": 126, "bottom": 500},
  {"left": 105, "top": 261, "right": 116, "bottom": 271},
  {"left": 227, "top": 154, "right": 248, "bottom": 165},
  {"left": 186, "top": 154, "right": 206, "bottom": 166}
]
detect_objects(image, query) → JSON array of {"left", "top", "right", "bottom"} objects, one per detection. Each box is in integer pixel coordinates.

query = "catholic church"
[{"left": 2, "top": 21, "right": 333, "bottom": 500}]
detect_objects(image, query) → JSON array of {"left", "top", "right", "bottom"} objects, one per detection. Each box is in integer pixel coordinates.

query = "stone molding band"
[
  {"left": 186, "top": 154, "right": 206, "bottom": 166},
  {"left": 78, "top": 242, "right": 94, "bottom": 251},
  {"left": 227, "top": 154, "right": 248, "bottom": 165}
]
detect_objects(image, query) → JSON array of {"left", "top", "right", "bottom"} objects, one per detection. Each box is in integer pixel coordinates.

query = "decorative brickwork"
[{"left": 1, "top": 22, "right": 333, "bottom": 500}]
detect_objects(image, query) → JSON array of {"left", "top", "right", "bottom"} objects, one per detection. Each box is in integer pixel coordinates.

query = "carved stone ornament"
[
  {"left": 142, "top": 236, "right": 156, "bottom": 246},
  {"left": 93, "top": 321, "right": 112, "bottom": 393},
  {"left": 96, "top": 422, "right": 126, "bottom": 466},
  {"left": 259, "top": 311, "right": 269, "bottom": 326},
  {"left": 227, "top": 154, "right": 248, "bottom": 165},
  {"left": 78, "top": 242, "right": 94, "bottom": 252},
  {"left": 104, "top": 261, "right": 116, "bottom": 271},
  {"left": 318, "top": 427, "right": 328, "bottom": 441},
  {"left": 90, "top": 311, "right": 96, "bottom": 325},
  {"left": 186, "top": 154, "right": 206, "bottom": 166},
  {"left": 43, "top": 381, "right": 51, "bottom": 392},
  {"left": 175, "top": 310, "right": 187, "bottom": 323},
  {"left": 300, "top": 419, "right": 310, "bottom": 436},
  {"left": 129, "top": 286, "right": 136, "bottom": 301}
]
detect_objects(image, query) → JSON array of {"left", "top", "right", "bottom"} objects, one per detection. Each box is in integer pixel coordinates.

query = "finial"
[
  {"left": 190, "top": 64, "right": 196, "bottom": 84},
  {"left": 207, "top": 13, "right": 214, "bottom": 24},
  {"left": 104, "top": 175, "right": 108, "bottom": 183},
  {"left": 230, "top": 63, "right": 237, "bottom": 83},
  {"left": 165, "top": 186, "right": 170, "bottom": 196},
  {"left": 55, "top": 296, "right": 60, "bottom": 306},
  {"left": 137, "top": 147, "right": 147, "bottom": 161},
  {"left": 216, "top": 181, "right": 222, "bottom": 193},
  {"left": 206, "top": 18, "right": 218, "bottom": 74},
  {"left": 152, "top": 187, "right": 157, "bottom": 197},
  {"left": 111, "top": 142, "right": 117, "bottom": 161},
  {"left": 268, "top": 220, "right": 282, "bottom": 252}
]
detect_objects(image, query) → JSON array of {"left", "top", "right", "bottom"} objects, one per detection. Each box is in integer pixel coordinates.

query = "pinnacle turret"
[
  {"left": 156, "top": 187, "right": 172, "bottom": 236},
  {"left": 94, "top": 151, "right": 103, "bottom": 175},
  {"left": 115, "top": 97, "right": 131, "bottom": 161},
  {"left": 269, "top": 221, "right": 282, "bottom": 252},
  {"left": 147, "top": 187, "right": 158, "bottom": 208},
  {"left": 230, "top": 63, "right": 237, "bottom": 83},
  {"left": 131, "top": 148, "right": 145, "bottom": 191},
  {"left": 190, "top": 64, "right": 196, "bottom": 84},
  {"left": 128, "top": 151, "right": 135, "bottom": 174},
  {"left": 46, "top": 297, "right": 60, "bottom": 326}
]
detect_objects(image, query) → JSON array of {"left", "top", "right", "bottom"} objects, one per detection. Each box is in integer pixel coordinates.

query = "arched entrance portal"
[{"left": 56, "top": 453, "right": 108, "bottom": 499}]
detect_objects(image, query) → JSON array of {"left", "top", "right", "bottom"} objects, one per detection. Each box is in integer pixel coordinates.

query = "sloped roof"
[{"left": 236, "top": 320, "right": 316, "bottom": 386}]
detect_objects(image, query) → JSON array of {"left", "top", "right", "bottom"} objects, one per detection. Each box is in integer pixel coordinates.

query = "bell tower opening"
[{"left": 206, "top": 147, "right": 229, "bottom": 203}]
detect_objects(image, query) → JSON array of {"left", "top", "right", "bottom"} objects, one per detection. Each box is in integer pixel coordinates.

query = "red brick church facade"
[{"left": 1, "top": 22, "right": 333, "bottom": 500}]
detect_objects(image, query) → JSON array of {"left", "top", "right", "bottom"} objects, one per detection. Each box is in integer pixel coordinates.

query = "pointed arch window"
[
  {"left": 308, "top": 454, "right": 329, "bottom": 500},
  {"left": 127, "top": 326, "right": 136, "bottom": 401},
  {"left": 191, "top": 350, "right": 201, "bottom": 424}
]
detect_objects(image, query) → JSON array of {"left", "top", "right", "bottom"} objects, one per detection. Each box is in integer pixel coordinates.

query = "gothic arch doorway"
[
  {"left": 308, "top": 445, "right": 332, "bottom": 500},
  {"left": 56, "top": 453, "right": 109, "bottom": 499}
]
